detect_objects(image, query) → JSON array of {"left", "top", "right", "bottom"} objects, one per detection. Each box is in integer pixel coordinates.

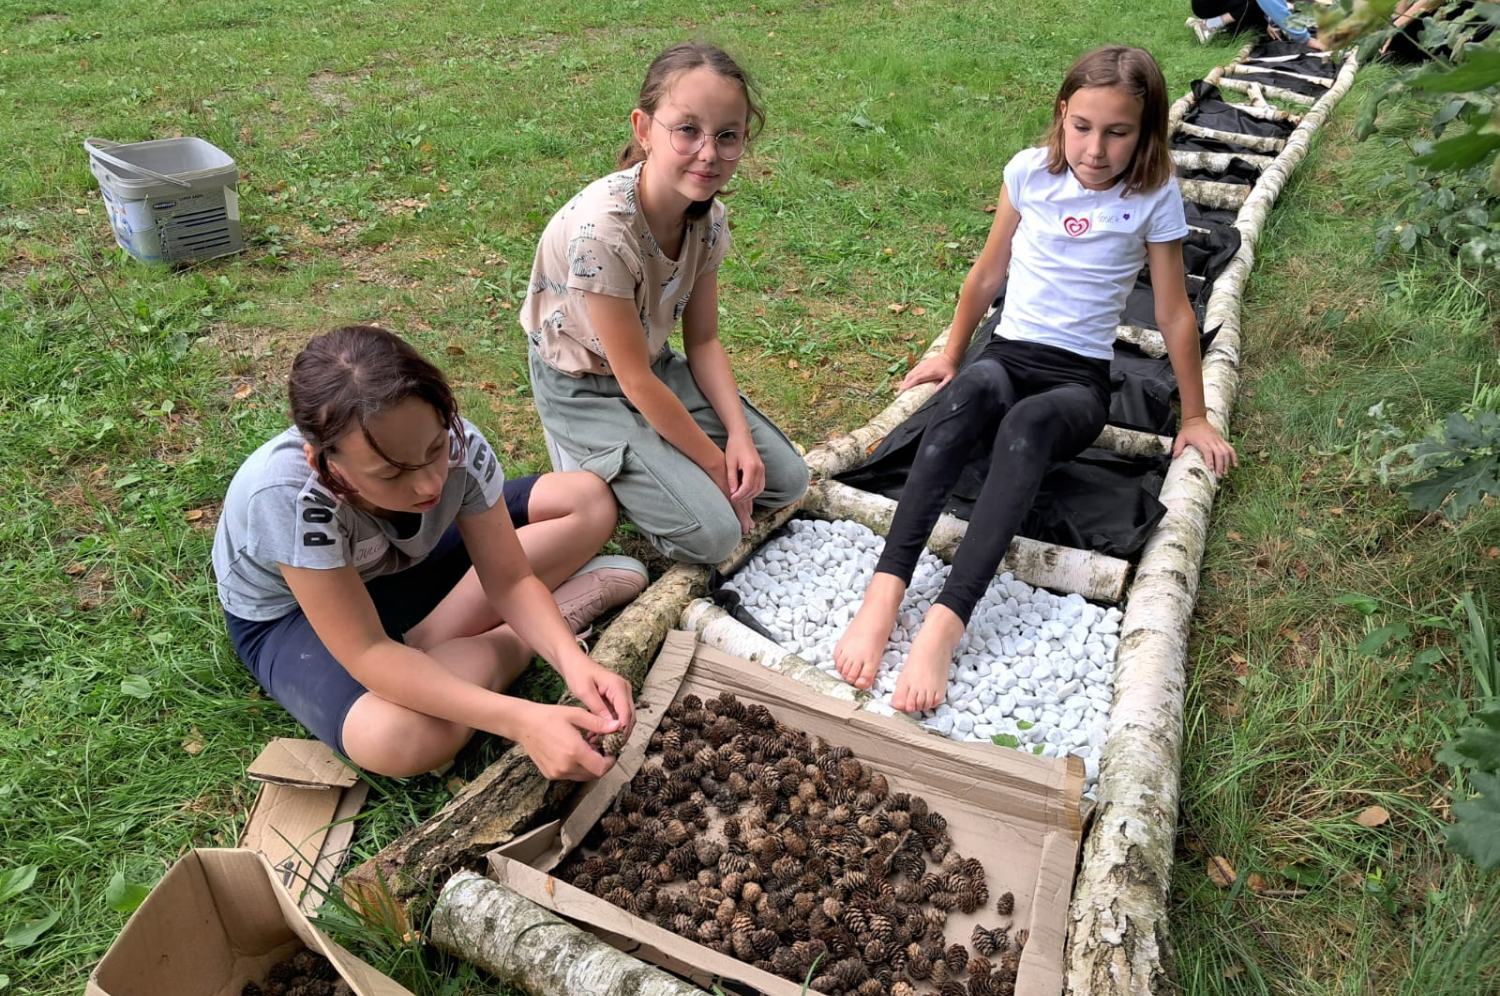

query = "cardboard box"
[
  {"left": 239, "top": 738, "right": 369, "bottom": 913},
  {"left": 487, "top": 631, "right": 1085, "bottom": 995},
  {"left": 86, "top": 849, "right": 414, "bottom": 996}
]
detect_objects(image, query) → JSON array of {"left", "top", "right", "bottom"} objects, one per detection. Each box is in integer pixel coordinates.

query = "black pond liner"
[
  {"left": 1181, "top": 82, "right": 1298, "bottom": 138},
  {"left": 1176, "top": 157, "right": 1264, "bottom": 186}
]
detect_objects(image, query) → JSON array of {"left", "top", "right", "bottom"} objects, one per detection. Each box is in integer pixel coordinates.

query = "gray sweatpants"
[{"left": 530, "top": 348, "right": 810, "bottom": 564}]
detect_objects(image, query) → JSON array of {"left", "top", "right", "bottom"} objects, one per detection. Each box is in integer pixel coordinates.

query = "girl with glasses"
[{"left": 521, "top": 43, "right": 809, "bottom": 564}]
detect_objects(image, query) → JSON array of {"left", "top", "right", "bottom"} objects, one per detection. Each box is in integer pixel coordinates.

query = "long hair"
[
  {"left": 618, "top": 42, "right": 765, "bottom": 220},
  {"left": 1043, "top": 46, "right": 1172, "bottom": 196},
  {"left": 288, "top": 325, "right": 460, "bottom": 497}
]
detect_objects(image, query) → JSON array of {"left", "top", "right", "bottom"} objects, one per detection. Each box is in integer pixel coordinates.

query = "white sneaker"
[
  {"left": 552, "top": 555, "right": 649, "bottom": 634},
  {"left": 1186, "top": 16, "right": 1217, "bottom": 44}
]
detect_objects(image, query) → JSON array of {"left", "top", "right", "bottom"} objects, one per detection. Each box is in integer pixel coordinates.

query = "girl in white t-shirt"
[
  {"left": 521, "top": 43, "right": 809, "bottom": 565},
  {"left": 835, "top": 46, "right": 1238, "bottom": 712}
]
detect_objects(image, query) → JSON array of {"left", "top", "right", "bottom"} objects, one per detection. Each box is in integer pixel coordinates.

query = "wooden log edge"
[{"left": 1062, "top": 49, "right": 1361, "bottom": 995}]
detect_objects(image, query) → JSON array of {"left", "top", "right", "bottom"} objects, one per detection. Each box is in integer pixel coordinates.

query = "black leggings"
[
  {"left": 873, "top": 339, "right": 1110, "bottom": 624},
  {"left": 1191, "top": 0, "right": 1268, "bottom": 31}
]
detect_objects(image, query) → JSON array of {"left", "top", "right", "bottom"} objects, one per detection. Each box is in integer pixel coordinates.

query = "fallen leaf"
[
  {"left": 888, "top": 302, "right": 908, "bottom": 314},
  {"left": 446, "top": 345, "right": 465, "bottom": 356},
  {"left": 1223, "top": 964, "right": 1245, "bottom": 979},
  {"left": 446, "top": 776, "right": 467, "bottom": 795},
  {"left": 882, "top": 247, "right": 894, "bottom": 256},
  {"left": 233, "top": 383, "right": 254, "bottom": 400},
  {"left": 500, "top": 300, "right": 513, "bottom": 310},
  {"left": 184, "top": 509, "right": 206, "bottom": 523},
  {"left": 983, "top": 203, "right": 997, "bottom": 213},
  {"left": 1207, "top": 855, "right": 1237, "bottom": 888},
  {"left": 787, "top": 358, "right": 799, "bottom": 369},
  {"left": 1246, "top": 872, "right": 1269, "bottom": 894},
  {"left": 64, "top": 563, "right": 87, "bottom": 577},
  {"left": 181, "top": 727, "right": 205, "bottom": 755},
  {"left": 912, "top": 306, "right": 927, "bottom": 316},
  {"left": 1487, "top": 546, "right": 1499, "bottom": 559},
  {"left": 1355, "top": 805, "right": 1390, "bottom": 828},
  {"left": 1227, "top": 530, "right": 1244, "bottom": 542}
]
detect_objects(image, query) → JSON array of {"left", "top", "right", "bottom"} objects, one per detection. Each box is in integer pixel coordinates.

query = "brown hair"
[
  {"left": 618, "top": 42, "right": 765, "bottom": 220},
  {"left": 1043, "top": 46, "right": 1172, "bottom": 196},
  {"left": 288, "top": 325, "right": 461, "bottom": 497}
]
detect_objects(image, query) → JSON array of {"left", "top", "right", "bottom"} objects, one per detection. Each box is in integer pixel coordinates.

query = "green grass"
[
  {"left": 1, "top": 1, "right": 1496, "bottom": 993},
  {"left": 1171, "top": 65, "right": 1500, "bottom": 995}
]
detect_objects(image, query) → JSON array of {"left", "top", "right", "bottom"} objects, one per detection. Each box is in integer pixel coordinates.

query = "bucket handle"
[{"left": 84, "top": 138, "right": 194, "bottom": 189}]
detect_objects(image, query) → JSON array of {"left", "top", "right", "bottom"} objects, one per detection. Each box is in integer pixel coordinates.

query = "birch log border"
[
  {"left": 431, "top": 871, "right": 708, "bottom": 996},
  {"left": 1217, "top": 75, "right": 1320, "bottom": 107},
  {"left": 1062, "top": 50, "right": 1360, "bottom": 994}
]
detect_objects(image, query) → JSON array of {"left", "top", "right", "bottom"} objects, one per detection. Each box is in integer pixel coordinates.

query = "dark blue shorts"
[{"left": 224, "top": 474, "right": 539, "bottom": 756}]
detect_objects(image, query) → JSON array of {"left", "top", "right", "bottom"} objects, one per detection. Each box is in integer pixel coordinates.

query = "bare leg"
[
  {"left": 339, "top": 625, "right": 533, "bottom": 777},
  {"left": 892, "top": 605, "right": 966, "bottom": 713},
  {"left": 406, "top": 471, "right": 617, "bottom": 648},
  {"left": 833, "top": 571, "right": 906, "bottom": 690}
]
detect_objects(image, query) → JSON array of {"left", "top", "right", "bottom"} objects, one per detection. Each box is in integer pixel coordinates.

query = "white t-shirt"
[
  {"left": 999, "top": 147, "right": 1189, "bottom": 360},
  {"left": 212, "top": 418, "right": 506, "bottom": 621}
]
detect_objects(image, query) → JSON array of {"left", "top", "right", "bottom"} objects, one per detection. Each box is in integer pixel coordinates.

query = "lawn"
[{"left": 1, "top": 1, "right": 1496, "bottom": 993}]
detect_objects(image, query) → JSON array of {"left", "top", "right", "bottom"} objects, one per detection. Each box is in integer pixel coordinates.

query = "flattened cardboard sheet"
[
  {"left": 489, "top": 630, "right": 1084, "bottom": 996},
  {"left": 240, "top": 738, "right": 368, "bottom": 912},
  {"left": 86, "top": 849, "right": 413, "bottom": 996}
]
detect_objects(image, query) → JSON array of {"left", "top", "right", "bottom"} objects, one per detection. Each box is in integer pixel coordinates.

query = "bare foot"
[
  {"left": 834, "top": 572, "right": 906, "bottom": 690},
  {"left": 892, "top": 605, "right": 966, "bottom": 713}
]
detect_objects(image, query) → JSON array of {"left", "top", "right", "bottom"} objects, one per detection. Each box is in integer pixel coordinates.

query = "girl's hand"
[
  {"left": 1174, "top": 416, "right": 1239, "bottom": 476},
  {"left": 706, "top": 460, "right": 754, "bottom": 536},
  {"left": 559, "top": 657, "right": 636, "bottom": 743},
  {"left": 900, "top": 352, "right": 959, "bottom": 392},
  {"left": 513, "top": 701, "right": 619, "bottom": 781},
  {"left": 724, "top": 432, "right": 766, "bottom": 504}
]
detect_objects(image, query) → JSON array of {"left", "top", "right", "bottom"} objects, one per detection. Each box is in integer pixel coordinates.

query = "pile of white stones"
[{"left": 721, "top": 518, "right": 1121, "bottom": 794}]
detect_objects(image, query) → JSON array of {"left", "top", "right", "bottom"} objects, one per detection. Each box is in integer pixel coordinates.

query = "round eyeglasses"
[{"left": 650, "top": 116, "right": 747, "bottom": 162}]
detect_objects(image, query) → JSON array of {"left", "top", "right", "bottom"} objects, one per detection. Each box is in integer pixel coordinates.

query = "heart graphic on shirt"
[{"left": 1063, "top": 216, "right": 1091, "bottom": 237}]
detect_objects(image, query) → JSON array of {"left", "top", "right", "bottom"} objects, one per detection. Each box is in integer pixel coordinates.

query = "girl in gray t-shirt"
[{"left": 213, "top": 325, "right": 645, "bottom": 779}]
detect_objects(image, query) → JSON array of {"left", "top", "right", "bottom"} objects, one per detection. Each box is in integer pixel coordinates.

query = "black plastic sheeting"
[
  {"left": 1186, "top": 202, "right": 1241, "bottom": 230},
  {"left": 1182, "top": 82, "right": 1297, "bottom": 139},
  {"left": 1242, "top": 52, "right": 1338, "bottom": 78},
  {"left": 1176, "top": 157, "right": 1264, "bottom": 186},
  {"left": 1221, "top": 71, "right": 1329, "bottom": 98}
]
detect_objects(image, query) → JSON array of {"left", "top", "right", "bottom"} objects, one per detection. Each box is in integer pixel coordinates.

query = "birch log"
[
  {"left": 1217, "top": 99, "right": 1302, "bottom": 125},
  {"left": 1217, "top": 75, "right": 1320, "bottom": 106},
  {"left": 1178, "top": 178, "right": 1251, "bottom": 211},
  {"left": 1174, "top": 121, "right": 1287, "bottom": 154},
  {"left": 804, "top": 479, "right": 1132, "bottom": 603},
  {"left": 1116, "top": 324, "right": 1167, "bottom": 357},
  {"left": 679, "top": 599, "right": 869, "bottom": 705},
  {"left": 1096, "top": 425, "right": 1174, "bottom": 458},
  {"left": 1228, "top": 63, "right": 1335, "bottom": 87},
  {"left": 1171, "top": 149, "right": 1274, "bottom": 173},
  {"left": 431, "top": 871, "right": 707, "bottom": 996},
  {"left": 1063, "top": 50, "right": 1360, "bottom": 995}
]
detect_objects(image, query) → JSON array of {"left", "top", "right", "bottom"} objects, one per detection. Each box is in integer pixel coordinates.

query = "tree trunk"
[
  {"left": 1216, "top": 75, "right": 1319, "bottom": 107},
  {"left": 1175, "top": 121, "right": 1288, "bottom": 154},
  {"left": 803, "top": 479, "right": 1132, "bottom": 603},
  {"left": 1179, "top": 178, "right": 1251, "bottom": 211},
  {"left": 430, "top": 871, "right": 708, "bottom": 996},
  {"left": 1115, "top": 324, "right": 1167, "bottom": 358},
  {"left": 1096, "top": 425, "right": 1174, "bottom": 458},
  {"left": 679, "top": 598, "right": 871, "bottom": 705},
  {"left": 1228, "top": 63, "right": 1335, "bottom": 87},
  {"left": 1171, "top": 149, "right": 1274, "bottom": 173},
  {"left": 1063, "top": 50, "right": 1360, "bottom": 995}
]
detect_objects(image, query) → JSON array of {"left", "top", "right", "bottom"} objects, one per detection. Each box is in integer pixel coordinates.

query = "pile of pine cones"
[{"left": 556, "top": 691, "right": 1029, "bottom": 996}]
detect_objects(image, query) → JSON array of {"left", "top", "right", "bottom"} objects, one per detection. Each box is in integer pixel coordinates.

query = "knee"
[
  {"left": 664, "top": 505, "right": 742, "bottom": 564},
  {"left": 765, "top": 453, "right": 810, "bottom": 505},
  {"left": 342, "top": 707, "right": 471, "bottom": 778},
  {"left": 556, "top": 470, "right": 619, "bottom": 536}
]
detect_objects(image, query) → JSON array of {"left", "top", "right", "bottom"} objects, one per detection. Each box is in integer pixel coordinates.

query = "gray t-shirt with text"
[{"left": 212, "top": 418, "right": 504, "bottom": 621}]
